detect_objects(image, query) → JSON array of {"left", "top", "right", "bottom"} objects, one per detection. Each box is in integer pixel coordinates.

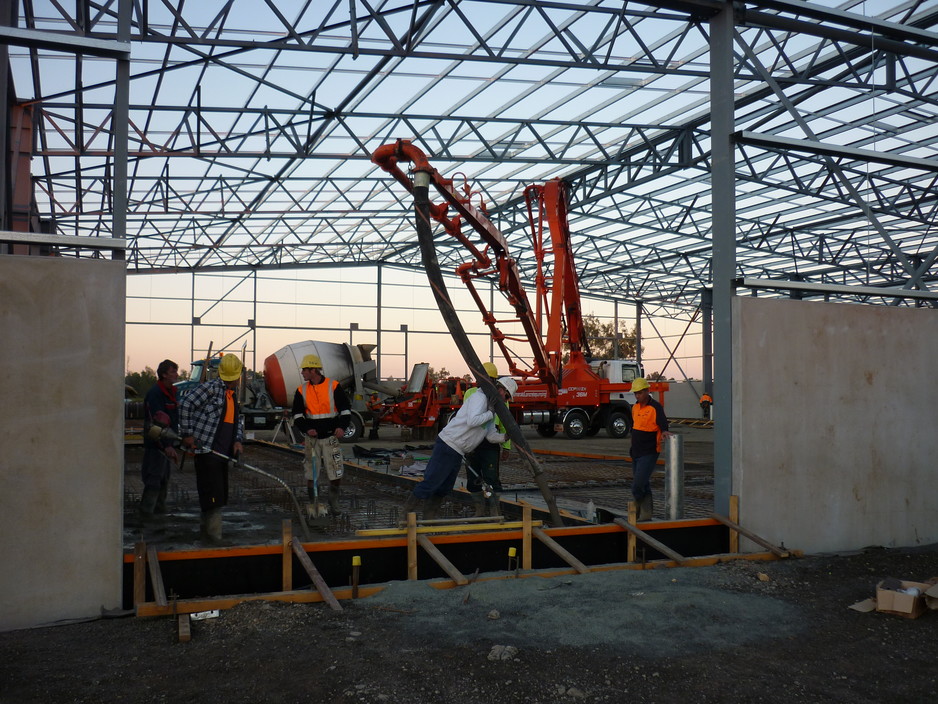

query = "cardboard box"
[
  {"left": 875, "top": 579, "right": 932, "bottom": 619},
  {"left": 926, "top": 582, "right": 938, "bottom": 610}
]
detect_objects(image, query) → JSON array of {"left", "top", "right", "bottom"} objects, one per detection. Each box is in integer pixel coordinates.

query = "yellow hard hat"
[
  {"left": 482, "top": 362, "right": 499, "bottom": 379},
  {"left": 300, "top": 354, "right": 323, "bottom": 369},
  {"left": 218, "top": 353, "right": 243, "bottom": 381},
  {"left": 631, "top": 377, "right": 650, "bottom": 392}
]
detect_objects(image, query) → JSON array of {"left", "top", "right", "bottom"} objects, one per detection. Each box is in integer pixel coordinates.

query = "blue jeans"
[
  {"left": 141, "top": 445, "right": 172, "bottom": 490},
  {"left": 413, "top": 438, "right": 464, "bottom": 499},
  {"left": 466, "top": 440, "right": 502, "bottom": 493},
  {"left": 631, "top": 453, "right": 659, "bottom": 502}
]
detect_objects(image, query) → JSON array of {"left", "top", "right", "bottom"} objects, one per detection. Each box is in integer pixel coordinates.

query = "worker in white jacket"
[{"left": 402, "top": 377, "right": 517, "bottom": 520}]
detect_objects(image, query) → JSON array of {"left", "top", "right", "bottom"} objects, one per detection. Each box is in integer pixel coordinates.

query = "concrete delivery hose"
[
  {"left": 411, "top": 169, "right": 563, "bottom": 527},
  {"left": 210, "top": 450, "right": 313, "bottom": 541}
]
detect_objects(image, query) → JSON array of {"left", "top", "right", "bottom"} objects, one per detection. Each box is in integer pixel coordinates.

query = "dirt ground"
[
  {"left": 1, "top": 544, "right": 936, "bottom": 703},
  {"left": 3, "top": 426, "right": 935, "bottom": 702}
]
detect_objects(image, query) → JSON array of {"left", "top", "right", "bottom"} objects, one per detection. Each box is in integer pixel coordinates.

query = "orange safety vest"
[
  {"left": 631, "top": 401, "right": 663, "bottom": 452},
  {"left": 297, "top": 378, "right": 339, "bottom": 419},
  {"left": 700, "top": 394, "right": 712, "bottom": 405}
]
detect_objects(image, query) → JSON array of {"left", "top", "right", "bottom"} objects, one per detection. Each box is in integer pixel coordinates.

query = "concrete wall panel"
[
  {"left": 733, "top": 296, "right": 937, "bottom": 554},
  {"left": 657, "top": 381, "right": 708, "bottom": 419},
  {"left": 0, "top": 256, "right": 125, "bottom": 631}
]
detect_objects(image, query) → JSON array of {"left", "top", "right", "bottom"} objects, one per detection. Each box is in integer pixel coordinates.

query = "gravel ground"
[{"left": 2, "top": 544, "right": 936, "bottom": 703}]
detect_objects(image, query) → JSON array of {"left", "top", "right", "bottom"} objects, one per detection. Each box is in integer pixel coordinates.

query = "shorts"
[{"left": 303, "top": 435, "right": 345, "bottom": 482}]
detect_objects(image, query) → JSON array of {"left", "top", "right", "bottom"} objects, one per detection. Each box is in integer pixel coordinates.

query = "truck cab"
[{"left": 590, "top": 359, "right": 644, "bottom": 384}]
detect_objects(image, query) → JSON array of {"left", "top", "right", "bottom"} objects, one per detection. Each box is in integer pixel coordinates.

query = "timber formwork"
[{"left": 127, "top": 500, "right": 795, "bottom": 621}]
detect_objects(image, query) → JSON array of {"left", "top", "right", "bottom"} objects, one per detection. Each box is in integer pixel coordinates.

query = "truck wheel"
[
  {"left": 535, "top": 423, "right": 557, "bottom": 438},
  {"left": 341, "top": 414, "right": 364, "bottom": 444},
  {"left": 605, "top": 410, "right": 630, "bottom": 439},
  {"left": 563, "top": 410, "right": 589, "bottom": 440}
]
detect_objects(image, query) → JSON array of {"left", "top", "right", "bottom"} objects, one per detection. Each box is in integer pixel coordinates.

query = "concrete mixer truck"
[{"left": 176, "top": 340, "right": 397, "bottom": 442}]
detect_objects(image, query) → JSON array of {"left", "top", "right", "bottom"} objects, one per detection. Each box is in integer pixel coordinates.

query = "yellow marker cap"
[
  {"left": 352, "top": 555, "right": 361, "bottom": 566},
  {"left": 508, "top": 547, "right": 517, "bottom": 557}
]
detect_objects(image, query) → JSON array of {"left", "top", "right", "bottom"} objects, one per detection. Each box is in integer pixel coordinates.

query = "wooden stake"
[
  {"left": 281, "top": 519, "right": 293, "bottom": 591},
  {"left": 177, "top": 614, "right": 191, "bottom": 643},
  {"left": 133, "top": 542, "right": 146, "bottom": 608},
  {"left": 729, "top": 495, "right": 740, "bottom": 554},
  {"left": 406, "top": 511, "right": 418, "bottom": 580},
  {"left": 522, "top": 504, "right": 533, "bottom": 571},
  {"left": 351, "top": 556, "right": 361, "bottom": 599},
  {"left": 627, "top": 501, "right": 637, "bottom": 563}
]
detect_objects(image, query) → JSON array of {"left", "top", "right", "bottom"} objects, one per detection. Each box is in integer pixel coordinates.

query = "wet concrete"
[{"left": 124, "top": 424, "right": 714, "bottom": 550}]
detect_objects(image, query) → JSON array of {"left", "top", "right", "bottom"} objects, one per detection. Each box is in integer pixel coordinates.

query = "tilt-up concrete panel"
[
  {"left": 732, "top": 296, "right": 937, "bottom": 555},
  {"left": 0, "top": 255, "right": 125, "bottom": 631}
]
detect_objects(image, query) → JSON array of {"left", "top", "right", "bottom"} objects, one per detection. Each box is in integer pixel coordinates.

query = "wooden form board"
[
  {"left": 402, "top": 503, "right": 586, "bottom": 581},
  {"left": 131, "top": 495, "right": 794, "bottom": 621}
]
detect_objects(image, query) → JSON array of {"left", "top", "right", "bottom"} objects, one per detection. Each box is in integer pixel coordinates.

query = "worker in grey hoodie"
[{"left": 401, "top": 376, "right": 517, "bottom": 520}]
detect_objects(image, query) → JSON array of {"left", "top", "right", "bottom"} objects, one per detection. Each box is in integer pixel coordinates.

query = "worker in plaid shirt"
[{"left": 180, "top": 353, "right": 245, "bottom": 545}]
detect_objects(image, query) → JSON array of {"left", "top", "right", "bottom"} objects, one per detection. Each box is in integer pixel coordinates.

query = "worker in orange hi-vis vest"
[
  {"left": 699, "top": 392, "right": 713, "bottom": 420},
  {"left": 630, "top": 377, "right": 672, "bottom": 522},
  {"left": 291, "top": 354, "right": 351, "bottom": 515}
]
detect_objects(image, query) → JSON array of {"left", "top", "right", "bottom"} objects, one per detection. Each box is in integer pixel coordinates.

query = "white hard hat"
[{"left": 496, "top": 376, "right": 518, "bottom": 399}]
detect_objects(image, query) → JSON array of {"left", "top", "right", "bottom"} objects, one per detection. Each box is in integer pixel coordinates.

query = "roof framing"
[{"left": 5, "top": 0, "right": 937, "bottom": 309}]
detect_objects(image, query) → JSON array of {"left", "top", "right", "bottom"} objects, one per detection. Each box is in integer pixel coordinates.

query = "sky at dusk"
[{"left": 125, "top": 266, "right": 704, "bottom": 381}]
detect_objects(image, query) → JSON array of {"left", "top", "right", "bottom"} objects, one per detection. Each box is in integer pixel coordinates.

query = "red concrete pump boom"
[
  {"left": 524, "top": 179, "right": 593, "bottom": 381},
  {"left": 372, "top": 139, "right": 667, "bottom": 441},
  {"left": 371, "top": 139, "right": 556, "bottom": 395}
]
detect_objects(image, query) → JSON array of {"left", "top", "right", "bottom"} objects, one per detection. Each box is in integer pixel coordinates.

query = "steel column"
[{"left": 710, "top": 3, "right": 736, "bottom": 516}]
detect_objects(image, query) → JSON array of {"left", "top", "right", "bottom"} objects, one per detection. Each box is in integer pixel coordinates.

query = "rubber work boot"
[
  {"left": 471, "top": 493, "right": 486, "bottom": 518},
  {"left": 402, "top": 493, "right": 422, "bottom": 517},
  {"left": 202, "top": 508, "right": 232, "bottom": 547},
  {"left": 139, "top": 487, "right": 160, "bottom": 517},
  {"left": 423, "top": 495, "right": 444, "bottom": 520},
  {"left": 486, "top": 493, "right": 502, "bottom": 518},
  {"left": 154, "top": 481, "right": 169, "bottom": 515},
  {"left": 138, "top": 488, "right": 164, "bottom": 532},
  {"left": 328, "top": 485, "right": 341, "bottom": 514},
  {"left": 638, "top": 494, "right": 654, "bottom": 522},
  {"left": 368, "top": 429, "right": 380, "bottom": 440}
]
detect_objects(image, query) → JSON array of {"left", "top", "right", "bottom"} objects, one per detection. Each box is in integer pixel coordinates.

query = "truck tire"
[
  {"left": 535, "top": 423, "right": 557, "bottom": 438},
  {"left": 605, "top": 410, "right": 631, "bottom": 439},
  {"left": 341, "top": 413, "right": 365, "bottom": 444},
  {"left": 562, "top": 410, "right": 589, "bottom": 440}
]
